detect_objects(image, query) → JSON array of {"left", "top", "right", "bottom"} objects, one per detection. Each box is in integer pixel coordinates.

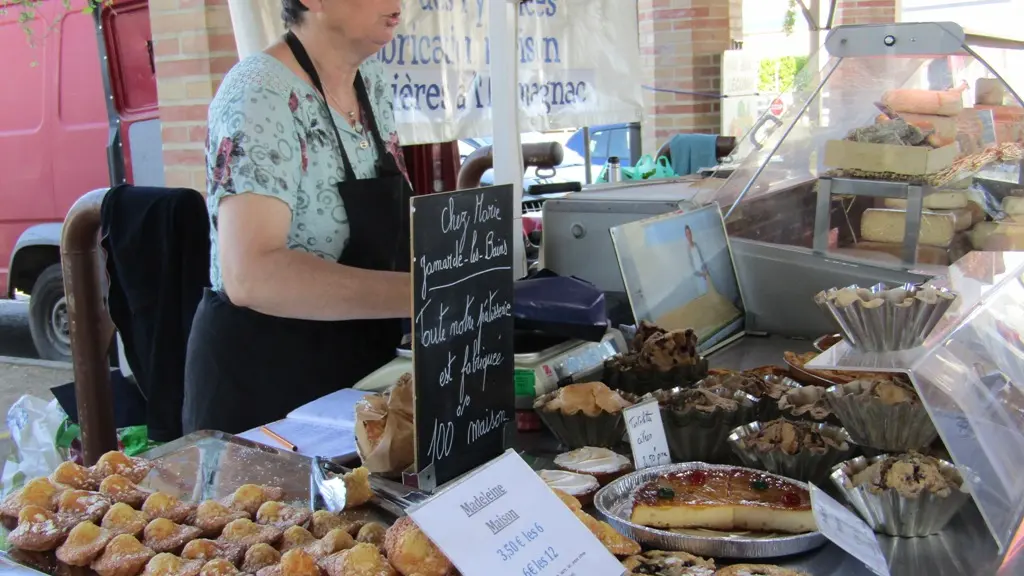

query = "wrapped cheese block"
[
  {"left": 881, "top": 87, "right": 966, "bottom": 117},
  {"left": 876, "top": 113, "right": 958, "bottom": 140},
  {"left": 970, "top": 221, "right": 1024, "bottom": 250},
  {"left": 883, "top": 190, "right": 968, "bottom": 210},
  {"left": 836, "top": 239, "right": 969, "bottom": 266},
  {"left": 966, "top": 201, "right": 987, "bottom": 227},
  {"left": 860, "top": 209, "right": 956, "bottom": 247},
  {"left": 976, "top": 78, "right": 1005, "bottom": 106},
  {"left": 1001, "top": 196, "right": 1024, "bottom": 216}
]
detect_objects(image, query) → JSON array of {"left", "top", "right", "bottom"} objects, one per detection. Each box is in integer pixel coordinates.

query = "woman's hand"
[{"left": 218, "top": 193, "right": 411, "bottom": 321}]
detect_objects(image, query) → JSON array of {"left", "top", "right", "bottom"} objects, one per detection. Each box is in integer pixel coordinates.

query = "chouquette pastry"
[
  {"left": 192, "top": 500, "right": 249, "bottom": 538},
  {"left": 715, "top": 565, "right": 809, "bottom": 576},
  {"left": 538, "top": 470, "right": 599, "bottom": 508},
  {"left": 143, "top": 517, "right": 202, "bottom": 554},
  {"left": 342, "top": 467, "right": 374, "bottom": 509},
  {"left": 181, "top": 538, "right": 245, "bottom": 566},
  {"left": 8, "top": 505, "right": 69, "bottom": 551},
  {"left": 630, "top": 469, "right": 815, "bottom": 534},
  {"left": 51, "top": 461, "right": 101, "bottom": 491},
  {"left": 141, "top": 553, "right": 204, "bottom": 576},
  {"left": 241, "top": 543, "right": 281, "bottom": 573},
  {"left": 621, "top": 550, "right": 715, "bottom": 576},
  {"left": 92, "top": 451, "right": 153, "bottom": 484},
  {"left": 91, "top": 534, "right": 156, "bottom": 576},
  {"left": 142, "top": 492, "right": 196, "bottom": 525},
  {"left": 57, "top": 521, "right": 114, "bottom": 566},
  {"left": 99, "top": 474, "right": 152, "bottom": 509},
  {"left": 0, "top": 477, "right": 63, "bottom": 519},
  {"left": 222, "top": 484, "right": 286, "bottom": 518},
  {"left": 318, "top": 542, "right": 397, "bottom": 576},
  {"left": 553, "top": 446, "right": 633, "bottom": 485},
  {"left": 256, "top": 501, "right": 313, "bottom": 530}
]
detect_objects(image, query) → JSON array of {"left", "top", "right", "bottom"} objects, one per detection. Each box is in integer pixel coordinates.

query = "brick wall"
[
  {"left": 834, "top": 0, "right": 897, "bottom": 25},
  {"left": 149, "top": 0, "right": 238, "bottom": 191},
  {"left": 637, "top": 0, "right": 741, "bottom": 156}
]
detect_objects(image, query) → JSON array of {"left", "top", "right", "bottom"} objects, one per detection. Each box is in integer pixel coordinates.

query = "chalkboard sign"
[{"left": 410, "top": 184, "right": 516, "bottom": 489}]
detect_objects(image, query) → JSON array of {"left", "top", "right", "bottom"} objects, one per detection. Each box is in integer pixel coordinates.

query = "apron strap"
[
  {"left": 284, "top": 31, "right": 357, "bottom": 182},
  {"left": 350, "top": 66, "right": 398, "bottom": 174}
]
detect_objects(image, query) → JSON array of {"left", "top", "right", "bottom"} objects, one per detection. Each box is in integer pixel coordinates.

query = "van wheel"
[{"left": 28, "top": 264, "right": 72, "bottom": 362}]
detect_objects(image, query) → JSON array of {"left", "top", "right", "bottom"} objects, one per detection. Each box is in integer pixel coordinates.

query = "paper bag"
[{"left": 354, "top": 374, "right": 414, "bottom": 474}]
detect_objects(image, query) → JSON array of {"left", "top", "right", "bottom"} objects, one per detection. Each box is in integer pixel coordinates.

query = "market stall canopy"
[{"left": 225, "top": 0, "right": 644, "bottom": 146}]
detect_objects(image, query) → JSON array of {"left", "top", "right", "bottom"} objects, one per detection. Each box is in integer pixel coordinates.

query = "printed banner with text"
[{"left": 231, "top": 0, "right": 644, "bottom": 144}]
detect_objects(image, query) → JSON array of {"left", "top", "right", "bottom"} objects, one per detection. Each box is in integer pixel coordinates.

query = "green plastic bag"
[{"left": 654, "top": 155, "right": 677, "bottom": 178}]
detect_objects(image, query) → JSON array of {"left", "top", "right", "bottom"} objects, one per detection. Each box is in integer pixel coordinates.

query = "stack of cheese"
[
  {"left": 970, "top": 195, "right": 1024, "bottom": 250},
  {"left": 858, "top": 186, "right": 977, "bottom": 265},
  {"left": 875, "top": 86, "right": 967, "bottom": 148}
]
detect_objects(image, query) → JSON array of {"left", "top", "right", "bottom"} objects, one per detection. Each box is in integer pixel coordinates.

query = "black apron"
[{"left": 182, "top": 32, "right": 412, "bottom": 434}]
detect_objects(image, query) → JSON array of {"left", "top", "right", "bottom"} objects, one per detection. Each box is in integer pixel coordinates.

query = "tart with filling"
[
  {"left": 538, "top": 470, "right": 599, "bottom": 508},
  {"left": 621, "top": 550, "right": 715, "bottom": 576},
  {"left": 554, "top": 446, "right": 633, "bottom": 485},
  {"left": 715, "top": 565, "right": 809, "bottom": 576}
]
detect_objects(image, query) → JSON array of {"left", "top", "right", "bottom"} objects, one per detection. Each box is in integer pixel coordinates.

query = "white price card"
[
  {"left": 408, "top": 450, "right": 624, "bottom": 576},
  {"left": 810, "top": 484, "right": 890, "bottom": 576},
  {"left": 623, "top": 400, "right": 671, "bottom": 470}
]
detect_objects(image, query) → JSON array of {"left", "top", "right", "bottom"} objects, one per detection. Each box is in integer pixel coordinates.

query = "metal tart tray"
[
  {"left": 594, "top": 462, "right": 828, "bottom": 559},
  {"left": 784, "top": 356, "right": 839, "bottom": 388}
]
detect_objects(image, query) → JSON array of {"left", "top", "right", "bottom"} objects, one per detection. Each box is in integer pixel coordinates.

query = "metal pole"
[{"left": 582, "top": 126, "right": 592, "bottom": 184}]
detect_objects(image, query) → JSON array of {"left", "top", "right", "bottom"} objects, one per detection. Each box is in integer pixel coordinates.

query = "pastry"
[
  {"left": 605, "top": 326, "right": 709, "bottom": 394},
  {"left": 354, "top": 374, "right": 415, "bottom": 476},
  {"left": 382, "top": 516, "right": 453, "bottom": 576},
  {"left": 102, "top": 502, "right": 150, "bottom": 538},
  {"left": 242, "top": 543, "right": 282, "bottom": 573},
  {"left": 51, "top": 461, "right": 101, "bottom": 491},
  {"left": 631, "top": 320, "right": 668, "bottom": 350},
  {"left": 573, "top": 510, "right": 641, "bottom": 557},
  {"left": 653, "top": 388, "right": 757, "bottom": 464},
  {"left": 143, "top": 518, "right": 202, "bottom": 554},
  {"left": 180, "top": 539, "right": 245, "bottom": 567},
  {"left": 309, "top": 510, "right": 348, "bottom": 539},
  {"left": 192, "top": 500, "right": 249, "bottom": 538},
  {"left": 218, "top": 518, "right": 283, "bottom": 548},
  {"left": 783, "top": 351, "right": 898, "bottom": 386},
  {"left": 622, "top": 550, "right": 715, "bottom": 576},
  {"left": 57, "top": 489, "right": 112, "bottom": 526},
  {"left": 8, "top": 505, "right": 70, "bottom": 551},
  {"left": 703, "top": 370, "right": 799, "bottom": 420},
  {"left": 777, "top": 386, "right": 838, "bottom": 425},
  {"left": 92, "top": 451, "right": 153, "bottom": 484},
  {"left": 304, "top": 527, "right": 356, "bottom": 559},
  {"left": 278, "top": 525, "right": 318, "bottom": 552},
  {"left": 837, "top": 453, "right": 970, "bottom": 537},
  {"left": 630, "top": 469, "right": 814, "bottom": 534},
  {"left": 729, "top": 419, "right": 855, "bottom": 485},
  {"left": 198, "top": 558, "right": 245, "bottom": 576},
  {"left": 550, "top": 488, "right": 583, "bottom": 511},
  {"left": 538, "top": 470, "right": 599, "bottom": 508},
  {"left": 256, "top": 501, "right": 312, "bottom": 530},
  {"left": 343, "top": 467, "right": 374, "bottom": 509},
  {"left": 826, "top": 378, "right": 938, "bottom": 451},
  {"left": 534, "top": 382, "right": 636, "bottom": 449},
  {"left": 715, "top": 565, "right": 808, "bottom": 576},
  {"left": 258, "top": 548, "right": 320, "bottom": 576},
  {"left": 553, "top": 446, "right": 633, "bottom": 485},
  {"left": 100, "top": 475, "right": 153, "bottom": 509},
  {"left": 56, "top": 521, "right": 114, "bottom": 566},
  {"left": 1, "top": 477, "right": 63, "bottom": 519},
  {"left": 142, "top": 492, "right": 196, "bottom": 525},
  {"left": 355, "top": 522, "right": 386, "bottom": 547},
  {"left": 223, "top": 484, "right": 285, "bottom": 517},
  {"left": 318, "top": 543, "right": 396, "bottom": 576},
  {"left": 91, "top": 534, "right": 156, "bottom": 576},
  {"left": 141, "top": 553, "right": 204, "bottom": 576}
]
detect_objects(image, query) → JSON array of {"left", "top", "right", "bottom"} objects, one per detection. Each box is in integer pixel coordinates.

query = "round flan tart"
[
  {"left": 538, "top": 470, "right": 599, "bottom": 507},
  {"left": 554, "top": 447, "right": 633, "bottom": 485}
]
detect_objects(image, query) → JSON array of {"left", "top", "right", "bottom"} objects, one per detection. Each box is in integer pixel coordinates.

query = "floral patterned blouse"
[{"left": 205, "top": 53, "right": 408, "bottom": 290}]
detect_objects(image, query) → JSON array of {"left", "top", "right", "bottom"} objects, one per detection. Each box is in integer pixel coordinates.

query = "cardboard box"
[{"left": 824, "top": 140, "right": 959, "bottom": 176}]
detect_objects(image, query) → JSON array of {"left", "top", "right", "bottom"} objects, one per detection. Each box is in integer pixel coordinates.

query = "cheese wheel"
[
  {"left": 970, "top": 221, "right": 1024, "bottom": 250},
  {"left": 882, "top": 191, "right": 969, "bottom": 211},
  {"left": 966, "top": 201, "right": 987, "bottom": 227},
  {"left": 841, "top": 242, "right": 953, "bottom": 266},
  {"left": 938, "top": 208, "right": 973, "bottom": 231},
  {"left": 881, "top": 88, "right": 965, "bottom": 117},
  {"left": 1002, "top": 196, "right": 1024, "bottom": 216},
  {"left": 860, "top": 209, "right": 956, "bottom": 247}
]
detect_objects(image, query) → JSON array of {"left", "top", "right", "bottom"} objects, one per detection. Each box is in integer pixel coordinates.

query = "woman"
[{"left": 183, "top": 0, "right": 411, "bottom": 434}]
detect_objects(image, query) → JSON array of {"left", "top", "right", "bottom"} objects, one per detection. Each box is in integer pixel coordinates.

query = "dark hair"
[{"left": 281, "top": 0, "right": 308, "bottom": 27}]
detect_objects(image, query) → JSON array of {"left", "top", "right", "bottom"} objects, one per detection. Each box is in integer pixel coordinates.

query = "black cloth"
[
  {"left": 100, "top": 184, "right": 210, "bottom": 442},
  {"left": 182, "top": 33, "right": 413, "bottom": 434}
]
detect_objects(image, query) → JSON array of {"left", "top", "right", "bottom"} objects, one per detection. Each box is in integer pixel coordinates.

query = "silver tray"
[
  {"left": 593, "top": 462, "right": 828, "bottom": 559},
  {"left": 784, "top": 356, "right": 839, "bottom": 388}
]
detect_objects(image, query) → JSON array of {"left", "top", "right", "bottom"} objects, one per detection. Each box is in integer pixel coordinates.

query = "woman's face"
[{"left": 312, "top": 0, "right": 402, "bottom": 52}]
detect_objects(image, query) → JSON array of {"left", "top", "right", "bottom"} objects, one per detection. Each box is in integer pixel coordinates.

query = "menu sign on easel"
[{"left": 410, "top": 185, "right": 516, "bottom": 489}]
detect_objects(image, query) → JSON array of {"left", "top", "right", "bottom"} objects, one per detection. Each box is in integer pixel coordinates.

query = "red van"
[{"left": 0, "top": 0, "right": 159, "bottom": 360}]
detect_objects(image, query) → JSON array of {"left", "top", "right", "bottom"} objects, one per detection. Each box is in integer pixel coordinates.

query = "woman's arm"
[{"left": 218, "top": 193, "right": 410, "bottom": 321}]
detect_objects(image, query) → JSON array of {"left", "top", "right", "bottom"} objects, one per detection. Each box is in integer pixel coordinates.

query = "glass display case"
[
  {"left": 710, "top": 22, "right": 1024, "bottom": 270},
  {"left": 809, "top": 251, "right": 1024, "bottom": 560}
]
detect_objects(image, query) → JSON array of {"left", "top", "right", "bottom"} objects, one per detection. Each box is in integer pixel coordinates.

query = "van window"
[
  {"left": 590, "top": 130, "right": 610, "bottom": 163},
  {"left": 608, "top": 129, "right": 630, "bottom": 165}
]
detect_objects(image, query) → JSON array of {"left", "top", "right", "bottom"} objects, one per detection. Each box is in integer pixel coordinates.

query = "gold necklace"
[{"left": 325, "top": 90, "right": 363, "bottom": 133}]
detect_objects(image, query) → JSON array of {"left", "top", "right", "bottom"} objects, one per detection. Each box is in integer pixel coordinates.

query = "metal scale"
[{"left": 353, "top": 329, "right": 627, "bottom": 396}]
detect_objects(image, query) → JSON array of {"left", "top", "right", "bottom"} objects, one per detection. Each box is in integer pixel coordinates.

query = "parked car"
[
  {"left": 564, "top": 122, "right": 642, "bottom": 170},
  {"left": 1, "top": 0, "right": 160, "bottom": 361}
]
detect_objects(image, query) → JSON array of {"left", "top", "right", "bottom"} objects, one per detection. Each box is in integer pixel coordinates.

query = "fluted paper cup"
[
  {"left": 830, "top": 455, "right": 971, "bottom": 537},
  {"left": 825, "top": 381, "right": 937, "bottom": 451},
  {"left": 652, "top": 387, "right": 758, "bottom": 464},
  {"left": 727, "top": 421, "right": 857, "bottom": 485},
  {"left": 533, "top": 390, "right": 639, "bottom": 449}
]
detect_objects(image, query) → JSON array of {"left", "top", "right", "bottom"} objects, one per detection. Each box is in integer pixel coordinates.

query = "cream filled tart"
[
  {"left": 538, "top": 470, "right": 599, "bottom": 507},
  {"left": 554, "top": 447, "right": 633, "bottom": 485}
]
